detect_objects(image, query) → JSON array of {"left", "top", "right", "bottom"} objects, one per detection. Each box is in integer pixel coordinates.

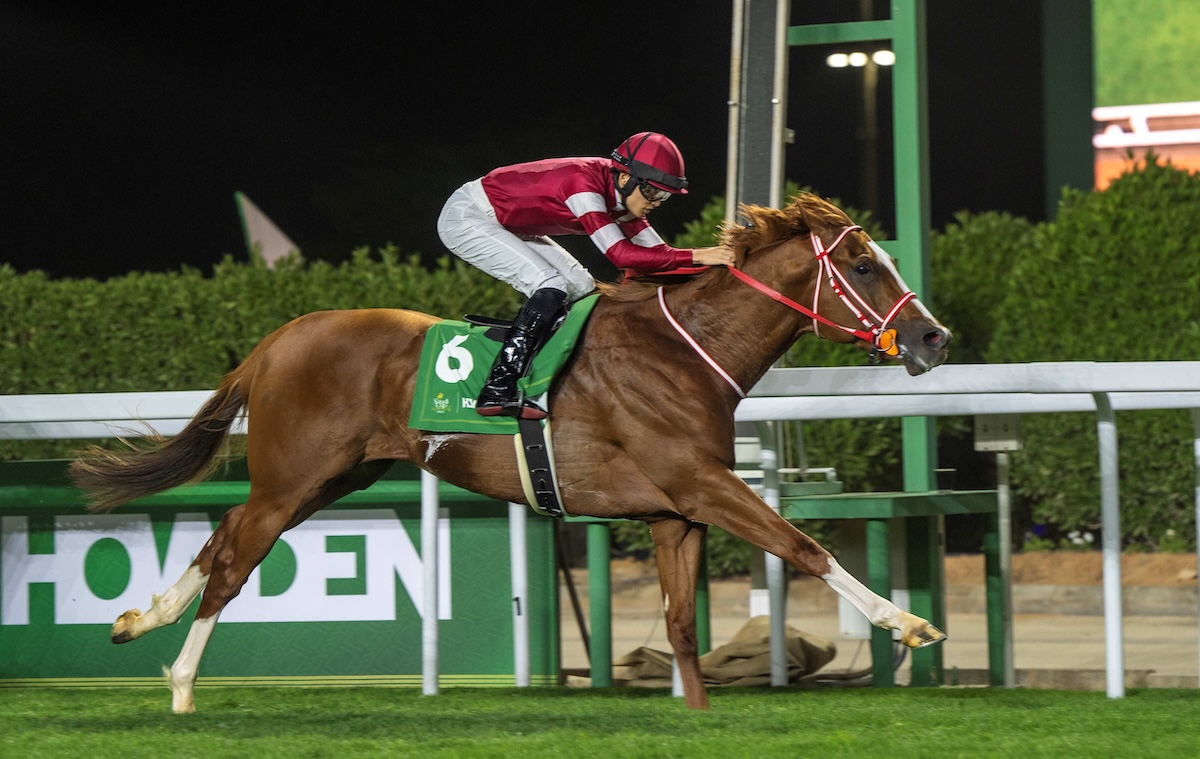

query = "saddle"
[
  {"left": 409, "top": 295, "right": 602, "bottom": 517},
  {"left": 462, "top": 313, "right": 566, "bottom": 518}
]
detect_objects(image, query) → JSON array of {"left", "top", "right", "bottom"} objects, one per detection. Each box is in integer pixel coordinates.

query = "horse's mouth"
[
  {"left": 895, "top": 322, "right": 952, "bottom": 376},
  {"left": 896, "top": 343, "right": 950, "bottom": 376}
]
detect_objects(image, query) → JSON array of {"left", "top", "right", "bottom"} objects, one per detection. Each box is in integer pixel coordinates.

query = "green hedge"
[
  {"left": 986, "top": 158, "right": 1200, "bottom": 551},
  {"left": 0, "top": 247, "right": 521, "bottom": 460}
]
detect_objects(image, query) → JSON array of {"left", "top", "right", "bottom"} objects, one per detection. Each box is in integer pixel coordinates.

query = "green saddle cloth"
[{"left": 408, "top": 294, "right": 600, "bottom": 434}]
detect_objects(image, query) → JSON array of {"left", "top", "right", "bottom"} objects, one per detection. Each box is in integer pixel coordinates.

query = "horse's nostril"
[{"left": 925, "top": 328, "right": 951, "bottom": 348}]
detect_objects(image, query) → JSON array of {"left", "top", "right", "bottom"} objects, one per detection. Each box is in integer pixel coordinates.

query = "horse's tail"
[{"left": 69, "top": 330, "right": 282, "bottom": 513}]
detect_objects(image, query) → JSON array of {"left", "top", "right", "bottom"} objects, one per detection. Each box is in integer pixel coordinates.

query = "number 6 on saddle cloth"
[{"left": 408, "top": 294, "right": 602, "bottom": 516}]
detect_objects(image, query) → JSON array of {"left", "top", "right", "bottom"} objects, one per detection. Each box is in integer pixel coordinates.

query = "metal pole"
[
  {"left": 759, "top": 421, "right": 788, "bottom": 686},
  {"left": 996, "top": 452, "right": 1015, "bottom": 687},
  {"left": 509, "top": 503, "right": 529, "bottom": 687},
  {"left": 725, "top": 0, "right": 744, "bottom": 227},
  {"left": 1093, "top": 392, "right": 1125, "bottom": 698},
  {"left": 421, "top": 470, "right": 439, "bottom": 695},
  {"left": 769, "top": 0, "right": 790, "bottom": 209}
]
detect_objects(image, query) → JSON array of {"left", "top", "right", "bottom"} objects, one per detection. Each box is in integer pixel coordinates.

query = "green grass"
[{"left": 2, "top": 686, "right": 1199, "bottom": 758}]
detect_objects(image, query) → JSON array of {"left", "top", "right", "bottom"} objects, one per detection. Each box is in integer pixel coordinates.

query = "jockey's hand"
[{"left": 691, "top": 246, "right": 737, "bottom": 268}]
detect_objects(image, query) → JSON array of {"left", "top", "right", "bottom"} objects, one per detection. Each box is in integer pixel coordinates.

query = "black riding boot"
[{"left": 476, "top": 287, "right": 567, "bottom": 419}]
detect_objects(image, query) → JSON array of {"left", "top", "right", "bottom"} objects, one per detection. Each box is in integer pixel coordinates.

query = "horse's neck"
[{"left": 664, "top": 249, "right": 817, "bottom": 392}]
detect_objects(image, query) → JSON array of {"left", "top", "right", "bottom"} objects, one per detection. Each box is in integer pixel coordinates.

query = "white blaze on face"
[{"left": 866, "top": 241, "right": 944, "bottom": 326}]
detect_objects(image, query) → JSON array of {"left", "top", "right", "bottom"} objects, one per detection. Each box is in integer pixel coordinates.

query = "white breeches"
[{"left": 436, "top": 180, "right": 597, "bottom": 302}]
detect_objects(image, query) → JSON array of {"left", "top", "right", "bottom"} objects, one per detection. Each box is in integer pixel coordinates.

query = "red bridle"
[
  {"left": 727, "top": 225, "right": 916, "bottom": 356},
  {"left": 654, "top": 226, "right": 919, "bottom": 397}
]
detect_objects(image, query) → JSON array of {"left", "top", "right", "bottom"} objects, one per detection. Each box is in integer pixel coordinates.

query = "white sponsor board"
[{"left": 1, "top": 509, "right": 451, "bottom": 625}]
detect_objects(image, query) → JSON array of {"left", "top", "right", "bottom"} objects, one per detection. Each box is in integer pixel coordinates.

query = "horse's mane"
[{"left": 602, "top": 192, "right": 852, "bottom": 303}]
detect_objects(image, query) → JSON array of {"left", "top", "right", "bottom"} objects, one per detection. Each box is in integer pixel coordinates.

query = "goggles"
[{"left": 638, "top": 182, "right": 672, "bottom": 203}]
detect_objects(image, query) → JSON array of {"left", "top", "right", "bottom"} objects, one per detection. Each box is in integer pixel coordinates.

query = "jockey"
[{"left": 437, "top": 131, "right": 735, "bottom": 420}]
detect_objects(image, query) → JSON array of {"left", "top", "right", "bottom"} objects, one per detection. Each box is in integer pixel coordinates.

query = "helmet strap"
[{"left": 613, "top": 169, "right": 637, "bottom": 204}]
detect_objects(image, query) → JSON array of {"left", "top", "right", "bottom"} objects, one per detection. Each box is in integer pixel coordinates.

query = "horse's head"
[{"left": 730, "top": 195, "right": 951, "bottom": 375}]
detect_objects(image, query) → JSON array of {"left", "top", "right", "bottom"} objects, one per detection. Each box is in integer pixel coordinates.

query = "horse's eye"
[{"left": 854, "top": 263, "right": 871, "bottom": 276}]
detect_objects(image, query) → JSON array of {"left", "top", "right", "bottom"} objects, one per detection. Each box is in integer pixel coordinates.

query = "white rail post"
[
  {"left": 509, "top": 503, "right": 530, "bottom": 687},
  {"left": 1094, "top": 393, "right": 1125, "bottom": 699},
  {"left": 758, "top": 421, "right": 788, "bottom": 687},
  {"left": 421, "top": 470, "right": 440, "bottom": 695}
]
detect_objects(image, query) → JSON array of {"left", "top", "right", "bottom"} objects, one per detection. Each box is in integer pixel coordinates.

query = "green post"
[
  {"left": 983, "top": 515, "right": 1005, "bottom": 686},
  {"left": 586, "top": 522, "right": 612, "bottom": 687},
  {"left": 697, "top": 545, "right": 711, "bottom": 655},
  {"left": 867, "top": 518, "right": 894, "bottom": 687},
  {"left": 788, "top": 0, "right": 941, "bottom": 690},
  {"left": 906, "top": 515, "right": 945, "bottom": 685},
  {"left": 1041, "top": 0, "right": 1094, "bottom": 220}
]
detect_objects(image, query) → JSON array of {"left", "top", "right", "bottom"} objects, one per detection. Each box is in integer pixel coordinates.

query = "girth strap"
[{"left": 515, "top": 418, "right": 565, "bottom": 518}]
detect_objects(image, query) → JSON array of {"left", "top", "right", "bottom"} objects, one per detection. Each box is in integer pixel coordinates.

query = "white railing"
[
  {"left": 738, "top": 361, "right": 1200, "bottom": 698},
  {"left": 2, "top": 361, "right": 1200, "bottom": 697},
  {"left": 1093, "top": 100, "right": 1200, "bottom": 149}
]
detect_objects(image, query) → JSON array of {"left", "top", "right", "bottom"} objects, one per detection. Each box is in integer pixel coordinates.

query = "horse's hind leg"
[
  {"left": 164, "top": 495, "right": 296, "bottom": 713},
  {"left": 165, "top": 612, "right": 220, "bottom": 713},
  {"left": 649, "top": 517, "right": 709, "bottom": 710},
  {"left": 111, "top": 564, "right": 209, "bottom": 644},
  {"left": 110, "top": 509, "right": 247, "bottom": 644},
  {"left": 163, "top": 461, "right": 392, "bottom": 713}
]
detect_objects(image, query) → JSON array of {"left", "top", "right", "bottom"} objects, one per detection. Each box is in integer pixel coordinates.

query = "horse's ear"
[{"left": 792, "top": 197, "right": 819, "bottom": 237}]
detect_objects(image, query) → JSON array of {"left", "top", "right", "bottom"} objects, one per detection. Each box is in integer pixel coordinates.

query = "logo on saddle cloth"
[{"left": 408, "top": 294, "right": 600, "bottom": 434}]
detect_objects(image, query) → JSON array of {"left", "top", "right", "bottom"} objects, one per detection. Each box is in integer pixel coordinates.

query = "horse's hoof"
[
  {"left": 901, "top": 620, "right": 947, "bottom": 649},
  {"left": 111, "top": 609, "right": 142, "bottom": 644},
  {"left": 164, "top": 666, "right": 196, "bottom": 714}
]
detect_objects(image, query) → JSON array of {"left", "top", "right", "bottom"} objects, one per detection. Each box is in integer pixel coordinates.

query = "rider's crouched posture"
[{"left": 437, "top": 131, "right": 735, "bottom": 419}]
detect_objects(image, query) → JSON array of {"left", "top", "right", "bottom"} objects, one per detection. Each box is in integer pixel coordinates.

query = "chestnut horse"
[{"left": 70, "top": 194, "right": 951, "bottom": 713}]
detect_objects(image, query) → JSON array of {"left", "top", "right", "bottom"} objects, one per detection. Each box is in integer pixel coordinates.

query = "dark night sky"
[{"left": 1, "top": 1, "right": 1044, "bottom": 281}]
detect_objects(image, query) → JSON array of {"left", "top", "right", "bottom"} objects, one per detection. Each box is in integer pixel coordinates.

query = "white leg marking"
[
  {"left": 820, "top": 557, "right": 904, "bottom": 629},
  {"left": 146, "top": 566, "right": 209, "bottom": 629},
  {"left": 114, "top": 565, "right": 209, "bottom": 642},
  {"left": 663, "top": 592, "right": 670, "bottom": 614},
  {"left": 167, "top": 613, "right": 219, "bottom": 714}
]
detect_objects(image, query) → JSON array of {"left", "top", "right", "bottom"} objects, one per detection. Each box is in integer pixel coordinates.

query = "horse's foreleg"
[
  {"left": 820, "top": 557, "right": 945, "bottom": 648},
  {"left": 686, "top": 469, "right": 945, "bottom": 649},
  {"left": 648, "top": 517, "right": 709, "bottom": 710}
]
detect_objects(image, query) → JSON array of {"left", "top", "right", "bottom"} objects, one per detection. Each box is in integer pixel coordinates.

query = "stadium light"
[
  {"left": 872, "top": 50, "right": 896, "bottom": 66},
  {"left": 824, "top": 49, "right": 895, "bottom": 68}
]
